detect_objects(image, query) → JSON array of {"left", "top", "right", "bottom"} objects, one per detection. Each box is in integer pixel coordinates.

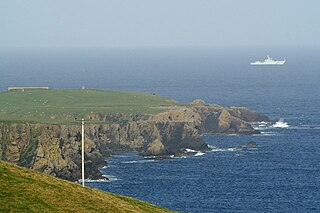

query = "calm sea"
[{"left": 1, "top": 47, "right": 320, "bottom": 212}]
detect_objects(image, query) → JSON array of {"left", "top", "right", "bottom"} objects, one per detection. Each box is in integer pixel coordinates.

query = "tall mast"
[{"left": 81, "top": 118, "right": 85, "bottom": 187}]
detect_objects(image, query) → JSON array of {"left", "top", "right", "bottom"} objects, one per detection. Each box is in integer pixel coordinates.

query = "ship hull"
[{"left": 250, "top": 61, "right": 285, "bottom": 65}]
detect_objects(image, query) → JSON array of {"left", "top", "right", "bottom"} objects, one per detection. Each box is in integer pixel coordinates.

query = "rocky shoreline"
[{"left": 0, "top": 100, "right": 269, "bottom": 181}]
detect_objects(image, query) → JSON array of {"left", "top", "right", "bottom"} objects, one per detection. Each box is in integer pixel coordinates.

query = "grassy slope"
[
  {"left": 0, "top": 89, "right": 182, "bottom": 123},
  {"left": 0, "top": 160, "right": 175, "bottom": 213}
]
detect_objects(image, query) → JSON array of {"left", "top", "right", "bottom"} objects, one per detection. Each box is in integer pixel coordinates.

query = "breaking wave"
[
  {"left": 273, "top": 119, "right": 289, "bottom": 128},
  {"left": 122, "top": 159, "right": 156, "bottom": 164},
  {"left": 194, "top": 152, "right": 205, "bottom": 156},
  {"left": 259, "top": 132, "right": 279, "bottom": 136},
  {"left": 185, "top": 148, "right": 197, "bottom": 153},
  {"left": 77, "top": 178, "right": 109, "bottom": 183},
  {"left": 102, "top": 175, "right": 120, "bottom": 182},
  {"left": 209, "top": 147, "right": 237, "bottom": 152}
]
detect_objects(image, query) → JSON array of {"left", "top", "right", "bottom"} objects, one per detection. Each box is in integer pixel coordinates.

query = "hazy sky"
[{"left": 1, "top": 0, "right": 319, "bottom": 48}]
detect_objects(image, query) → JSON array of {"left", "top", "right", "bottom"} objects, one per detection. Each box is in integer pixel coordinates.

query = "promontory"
[{"left": 0, "top": 89, "right": 269, "bottom": 181}]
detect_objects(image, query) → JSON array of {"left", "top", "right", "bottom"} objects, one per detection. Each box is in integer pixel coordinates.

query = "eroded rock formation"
[{"left": 0, "top": 102, "right": 268, "bottom": 181}]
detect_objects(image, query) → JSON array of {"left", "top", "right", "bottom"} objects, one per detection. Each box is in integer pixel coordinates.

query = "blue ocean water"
[{"left": 1, "top": 47, "right": 320, "bottom": 212}]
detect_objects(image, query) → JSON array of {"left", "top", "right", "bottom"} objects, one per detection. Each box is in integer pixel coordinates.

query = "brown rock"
[
  {"left": 0, "top": 102, "right": 268, "bottom": 181},
  {"left": 192, "top": 99, "right": 205, "bottom": 106},
  {"left": 142, "top": 139, "right": 166, "bottom": 156},
  {"left": 218, "top": 109, "right": 232, "bottom": 130},
  {"left": 246, "top": 141, "right": 257, "bottom": 147}
]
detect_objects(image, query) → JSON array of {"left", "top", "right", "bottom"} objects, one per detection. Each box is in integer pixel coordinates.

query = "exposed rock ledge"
[{"left": 0, "top": 100, "right": 268, "bottom": 181}]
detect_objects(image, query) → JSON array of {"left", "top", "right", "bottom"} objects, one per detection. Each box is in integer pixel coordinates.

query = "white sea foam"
[
  {"left": 210, "top": 147, "right": 244, "bottom": 152},
  {"left": 251, "top": 121, "right": 270, "bottom": 125},
  {"left": 144, "top": 156, "right": 156, "bottom": 159},
  {"left": 254, "top": 131, "right": 279, "bottom": 136},
  {"left": 259, "top": 124, "right": 267, "bottom": 127},
  {"left": 185, "top": 148, "right": 197, "bottom": 153},
  {"left": 252, "top": 123, "right": 272, "bottom": 130},
  {"left": 122, "top": 160, "right": 138, "bottom": 164},
  {"left": 210, "top": 148, "right": 237, "bottom": 152},
  {"left": 122, "top": 159, "right": 155, "bottom": 164},
  {"left": 210, "top": 148, "right": 228, "bottom": 152},
  {"left": 113, "top": 155, "right": 131, "bottom": 158},
  {"left": 170, "top": 155, "right": 187, "bottom": 159},
  {"left": 194, "top": 152, "right": 205, "bottom": 156},
  {"left": 102, "top": 175, "right": 120, "bottom": 182},
  {"left": 252, "top": 121, "right": 271, "bottom": 125},
  {"left": 259, "top": 121, "right": 269, "bottom": 124},
  {"left": 78, "top": 178, "right": 109, "bottom": 183},
  {"left": 273, "top": 120, "right": 289, "bottom": 128},
  {"left": 207, "top": 145, "right": 216, "bottom": 149},
  {"left": 253, "top": 126, "right": 267, "bottom": 130},
  {"left": 253, "top": 119, "right": 291, "bottom": 131}
]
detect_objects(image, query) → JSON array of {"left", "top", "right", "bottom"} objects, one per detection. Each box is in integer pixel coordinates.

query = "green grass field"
[
  {"left": 0, "top": 160, "right": 175, "bottom": 213},
  {"left": 0, "top": 89, "right": 182, "bottom": 124}
]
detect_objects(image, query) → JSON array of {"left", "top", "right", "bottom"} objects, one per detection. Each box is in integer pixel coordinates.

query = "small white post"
[{"left": 81, "top": 118, "right": 85, "bottom": 187}]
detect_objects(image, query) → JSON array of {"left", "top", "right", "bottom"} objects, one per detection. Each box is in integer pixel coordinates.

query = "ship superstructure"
[{"left": 250, "top": 55, "right": 285, "bottom": 65}]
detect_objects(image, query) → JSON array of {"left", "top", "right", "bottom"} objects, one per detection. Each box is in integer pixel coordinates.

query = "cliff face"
[
  {"left": 0, "top": 103, "right": 268, "bottom": 181},
  {"left": 0, "top": 121, "right": 207, "bottom": 181},
  {"left": 150, "top": 104, "right": 267, "bottom": 135}
]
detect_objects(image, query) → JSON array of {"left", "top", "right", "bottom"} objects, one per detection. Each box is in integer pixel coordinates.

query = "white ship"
[{"left": 250, "top": 55, "right": 285, "bottom": 65}]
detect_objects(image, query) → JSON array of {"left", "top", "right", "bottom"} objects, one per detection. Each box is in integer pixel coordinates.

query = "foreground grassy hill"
[
  {"left": 0, "top": 89, "right": 182, "bottom": 123},
  {"left": 0, "top": 160, "right": 175, "bottom": 213}
]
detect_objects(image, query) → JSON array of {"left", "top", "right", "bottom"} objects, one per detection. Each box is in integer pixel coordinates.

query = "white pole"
[{"left": 81, "top": 118, "right": 85, "bottom": 187}]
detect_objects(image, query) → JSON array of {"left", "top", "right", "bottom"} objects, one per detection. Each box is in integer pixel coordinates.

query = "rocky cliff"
[{"left": 0, "top": 101, "right": 268, "bottom": 181}]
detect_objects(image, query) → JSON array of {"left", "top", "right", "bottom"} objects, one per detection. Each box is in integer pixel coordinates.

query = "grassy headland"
[
  {"left": 0, "top": 89, "right": 183, "bottom": 124},
  {"left": 0, "top": 160, "right": 175, "bottom": 213}
]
